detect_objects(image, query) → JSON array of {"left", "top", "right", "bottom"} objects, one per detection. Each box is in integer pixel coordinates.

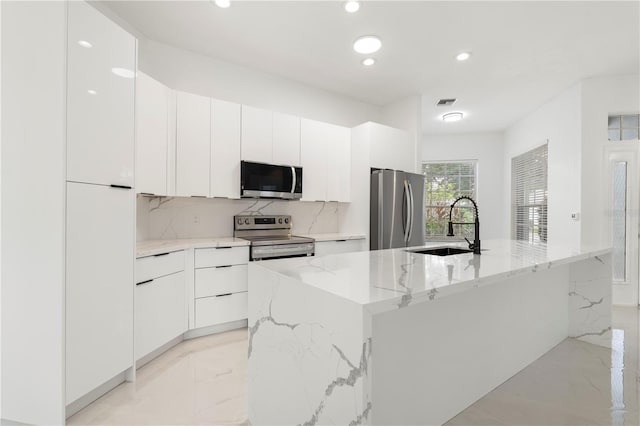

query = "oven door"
[
  {"left": 251, "top": 242, "right": 314, "bottom": 260},
  {"left": 241, "top": 161, "right": 302, "bottom": 200}
]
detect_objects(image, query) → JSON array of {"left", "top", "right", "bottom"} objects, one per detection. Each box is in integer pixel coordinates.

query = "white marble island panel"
[{"left": 248, "top": 239, "right": 612, "bottom": 425}]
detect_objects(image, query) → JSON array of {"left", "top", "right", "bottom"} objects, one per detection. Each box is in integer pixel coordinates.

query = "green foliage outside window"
[{"left": 423, "top": 162, "right": 477, "bottom": 240}]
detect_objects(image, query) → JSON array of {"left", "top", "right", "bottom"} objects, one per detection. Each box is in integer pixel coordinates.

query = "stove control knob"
[
  {"left": 237, "top": 218, "right": 242, "bottom": 225},
  {"left": 278, "top": 218, "right": 283, "bottom": 224},
  {"left": 284, "top": 218, "right": 290, "bottom": 224},
  {"left": 244, "top": 218, "right": 250, "bottom": 225}
]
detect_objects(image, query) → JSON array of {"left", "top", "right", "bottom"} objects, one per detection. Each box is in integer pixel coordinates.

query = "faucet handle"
[{"left": 464, "top": 237, "right": 475, "bottom": 250}]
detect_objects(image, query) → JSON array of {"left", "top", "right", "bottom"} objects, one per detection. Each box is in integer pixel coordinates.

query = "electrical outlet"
[{"left": 193, "top": 215, "right": 200, "bottom": 224}]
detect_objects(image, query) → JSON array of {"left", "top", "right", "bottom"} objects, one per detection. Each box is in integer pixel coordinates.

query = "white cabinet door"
[
  {"left": 195, "top": 292, "right": 248, "bottom": 328},
  {"left": 211, "top": 99, "right": 241, "bottom": 198},
  {"left": 300, "top": 119, "right": 328, "bottom": 201},
  {"left": 66, "top": 182, "right": 134, "bottom": 404},
  {"left": 135, "top": 271, "right": 186, "bottom": 360},
  {"left": 67, "top": 1, "right": 135, "bottom": 187},
  {"left": 241, "top": 105, "right": 273, "bottom": 163},
  {"left": 369, "top": 123, "right": 414, "bottom": 172},
  {"left": 273, "top": 112, "right": 300, "bottom": 166},
  {"left": 176, "top": 92, "right": 210, "bottom": 197},
  {"left": 326, "top": 124, "right": 351, "bottom": 202},
  {"left": 135, "top": 72, "right": 170, "bottom": 196},
  {"left": 314, "top": 239, "right": 365, "bottom": 257}
]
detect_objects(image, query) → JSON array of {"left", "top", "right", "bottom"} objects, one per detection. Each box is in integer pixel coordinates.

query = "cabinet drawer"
[
  {"left": 136, "top": 250, "right": 185, "bottom": 283},
  {"left": 135, "top": 271, "right": 186, "bottom": 359},
  {"left": 315, "top": 239, "right": 364, "bottom": 257},
  {"left": 195, "top": 292, "right": 248, "bottom": 328},
  {"left": 195, "top": 246, "right": 248, "bottom": 268},
  {"left": 195, "top": 264, "right": 247, "bottom": 298}
]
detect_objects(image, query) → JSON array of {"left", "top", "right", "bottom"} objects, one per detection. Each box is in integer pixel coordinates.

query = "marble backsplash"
[{"left": 136, "top": 196, "right": 341, "bottom": 241}]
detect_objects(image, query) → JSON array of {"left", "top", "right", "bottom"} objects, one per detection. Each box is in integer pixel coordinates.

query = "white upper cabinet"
[
  {"left": 326, "top": 124, "right": 351, "bottom": 202},
  {"left": 176, "top": 91, "right": 210, "bottom": 197},
  {"left": 66, "top": 1, "right": 135, "bottom": 187},
  {"left": 241, "top": 105, "right": 273, "bottom": 163},
  {"left": 272, "top": 112, "right": 301, "bottom": 166},
  {"left": 300, "top": 119, "right": 329, "bottom": 202},
  {"left": 368, "top": 123, "right": 414, "bottom": 173},
  {"left": 135, "top": 72, "right": 171, "bottom": 196},
  {"left": 211, "top": 99, "right": 241, "bottom": 199}
]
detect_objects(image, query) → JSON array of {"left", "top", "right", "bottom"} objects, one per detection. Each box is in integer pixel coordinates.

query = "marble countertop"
[
  {"left": 298, "top": 233, "right": 366, "bottom": 242},
  {"left": 136, "top": 238, "right": 250, "bottom": 258},
  {"left": 251, "top": 239, "right": 611, "bottom": 313}
]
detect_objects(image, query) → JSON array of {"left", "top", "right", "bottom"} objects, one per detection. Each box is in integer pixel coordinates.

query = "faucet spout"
[{"left": 447, "top": 196, "right": 481, "bottom": 255}]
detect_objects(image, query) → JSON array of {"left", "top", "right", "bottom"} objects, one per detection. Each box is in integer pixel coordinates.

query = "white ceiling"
[{"left": 104, "top": 1, "right": 639, "bottom": 134}]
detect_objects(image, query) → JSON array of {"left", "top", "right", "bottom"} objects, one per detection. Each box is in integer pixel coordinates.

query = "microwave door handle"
[{"left": 291, "top": 167, "right": 296, "bottom": 194}]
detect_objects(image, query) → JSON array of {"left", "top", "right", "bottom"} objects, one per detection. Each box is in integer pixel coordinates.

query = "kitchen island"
[{"left": 247, "top": 239, "right": 611, "bottom": 425}]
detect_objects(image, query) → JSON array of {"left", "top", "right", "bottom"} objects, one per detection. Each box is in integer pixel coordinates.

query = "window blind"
[
  {"left": 423, "top": 161, "right": 477, "bottom": 240},
  {"left": 511, "top": 144, "right": 548, "bottom": 243}
]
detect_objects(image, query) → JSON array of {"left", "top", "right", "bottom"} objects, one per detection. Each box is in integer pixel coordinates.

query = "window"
[
  {"left": 511, "top": 144, "right": 548, "bottom": 243},
  {"left": 423, "top": 161, "right": 477, "bottom": 241},
  {"left": 608, "top": 114, "right": 640, "bottom": 141}
]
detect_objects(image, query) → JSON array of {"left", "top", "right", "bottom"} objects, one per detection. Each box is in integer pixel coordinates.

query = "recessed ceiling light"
[
  {"left": 87, "top": 89, "right": 97, "bottom": 95},
  {"left": 111, "top": 67, "right": 136, "bottom": 79},
  {"left": 345, "top": 1, "right": 360, "bottom": 13},
  {"left": 362, "top": 58, "right": 376, "bottom": 67},
  {"left": 443, "top": 112, "right": 464, "bottom": 122},
  {"left": 214, "top": 0, "right": 230, "bottom": 8},
  {"left": 353, "top": 36, "right": 382, "bottom": 54},
  {"left": 78, "top": 40, "right": 92, "bottom": 48},
  {"left": 456, "top": 52, "right": 471, "bottom": 61}
]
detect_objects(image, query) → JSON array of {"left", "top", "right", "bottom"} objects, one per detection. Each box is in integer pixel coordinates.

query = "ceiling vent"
[{"left": 436, "top": 98, "right": 457, "bottom": 107}]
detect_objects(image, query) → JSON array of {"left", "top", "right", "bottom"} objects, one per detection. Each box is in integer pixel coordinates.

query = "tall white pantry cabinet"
[{"left": 1, "top": 2, "right": 136, "bottom": 424}]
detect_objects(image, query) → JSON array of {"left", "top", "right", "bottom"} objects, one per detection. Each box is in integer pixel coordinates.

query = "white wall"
[
  {"left": 137, "top": 196, "right": 341, "bottom": 241},
  {"left": 581, "top": 74, "right": 640, "bottom": 247},
  {"left": 1, "top": 2, "right": 66, "bottom": 423},
  {"left": 422, "top": 132, "right": 507, "bottom": 240},
  {"left": 138, "top": 39, "right": 381, "bottom": 128},
  {"left": 380, "top": 95, "right": 422, "bottom": 173},
  {"left": 504, "top": 83, "right": 583, "bottom": 247}
]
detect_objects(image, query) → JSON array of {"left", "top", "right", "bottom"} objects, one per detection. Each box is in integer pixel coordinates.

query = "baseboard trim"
[
  {"left": 184, "top": 319, "right": 248, "bottom": 340},
  {"left": 136, "top": 334, "right": 185, "bottom": 369},
  {"left": 65, "top": 371, "right": 126, "bottom": 419}
]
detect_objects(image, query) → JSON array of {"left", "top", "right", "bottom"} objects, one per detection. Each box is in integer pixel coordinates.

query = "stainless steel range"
[{"left": 234, "top": 215, "right": 315, "bottom": 261}]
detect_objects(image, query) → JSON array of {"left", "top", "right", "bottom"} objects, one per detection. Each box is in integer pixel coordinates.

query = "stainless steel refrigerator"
[{"left": 370, "top": 169, "right": 425, "bottom": 250}]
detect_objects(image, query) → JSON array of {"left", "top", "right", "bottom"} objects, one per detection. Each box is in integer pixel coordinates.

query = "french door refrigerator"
[{"left": 370, "top": 169, "right": 425, "bottom": 250}]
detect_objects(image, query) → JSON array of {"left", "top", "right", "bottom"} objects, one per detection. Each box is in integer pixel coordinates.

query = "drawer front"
[
  {"left": 195, "top": 246, "right": 249, "bottom": 268},
  {"left": 136, "top": 250, "right": 185, "bottom": 283},
  {"left": 135, "top": 271, "right": 187, "bottom": 359},
  {"left": 195, "top": 292, "right": 248, "bottom": 328},
  {"left": 315, "top": 239, "right": 365, "bottom": 257},
  {"left": 195, "top": 264, "right": 248, "bottom": 298}
]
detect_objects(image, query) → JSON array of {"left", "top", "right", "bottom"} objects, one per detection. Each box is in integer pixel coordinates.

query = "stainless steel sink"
[{"left": 407, "top": 246, "right": 473, "bottom": 256}]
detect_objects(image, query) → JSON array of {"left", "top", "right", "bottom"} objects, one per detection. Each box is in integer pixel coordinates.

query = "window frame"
[
  {"left": 511, "top": 143, "right": 548, "bottom": 244},
  {"left": 422, "top": 160, "right": 478, "bottom": 242}
]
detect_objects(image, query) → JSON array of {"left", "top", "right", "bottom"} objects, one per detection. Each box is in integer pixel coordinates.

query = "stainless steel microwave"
[{"left": 240, "top": 161, "right": 303, "bottom": 200}]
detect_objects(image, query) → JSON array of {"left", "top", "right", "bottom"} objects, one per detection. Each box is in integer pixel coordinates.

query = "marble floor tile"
[{"left": 69, "top": 307, "right": 639, "bottom": 426}]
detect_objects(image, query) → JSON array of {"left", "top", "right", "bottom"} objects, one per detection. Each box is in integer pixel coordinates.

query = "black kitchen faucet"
[{"left": 447, "top": 196, "right": 481, "bottom": 255}]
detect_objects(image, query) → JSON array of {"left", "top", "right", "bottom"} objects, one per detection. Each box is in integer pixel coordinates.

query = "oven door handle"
[{"left": 291, "top": 167, "right": 296, "bottom": 194}]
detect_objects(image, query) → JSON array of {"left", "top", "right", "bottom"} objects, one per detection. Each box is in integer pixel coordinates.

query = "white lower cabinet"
[
  {"left": 195, "top": 293, "right": 248, "bottom": 329},
  {"left": 66, "top": 182, "right": 134, "bottom": 404},
  {"left": 135, "top": 271, "right": 186, "bottom": 360},
  {"left": 193, "top": 246, "right": 249, "bottom": 329},
  {"left": 314, "top": 239, "right": 365, "bottom": 257},
  {"left": 135, "top": 251, "right": 186, "bottom": 360}
]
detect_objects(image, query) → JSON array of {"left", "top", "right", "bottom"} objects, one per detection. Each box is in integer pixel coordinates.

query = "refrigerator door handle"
[
  {"left": 403, "top": 179, "right": 411, "bottom": 244},
  {"left": 407, "top": 181, "right": 414, "bottom": 243}
]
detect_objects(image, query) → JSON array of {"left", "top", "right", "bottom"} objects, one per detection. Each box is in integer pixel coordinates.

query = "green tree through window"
[{"left": 423, "top": 162, "right": 477, "bottom": 240}]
